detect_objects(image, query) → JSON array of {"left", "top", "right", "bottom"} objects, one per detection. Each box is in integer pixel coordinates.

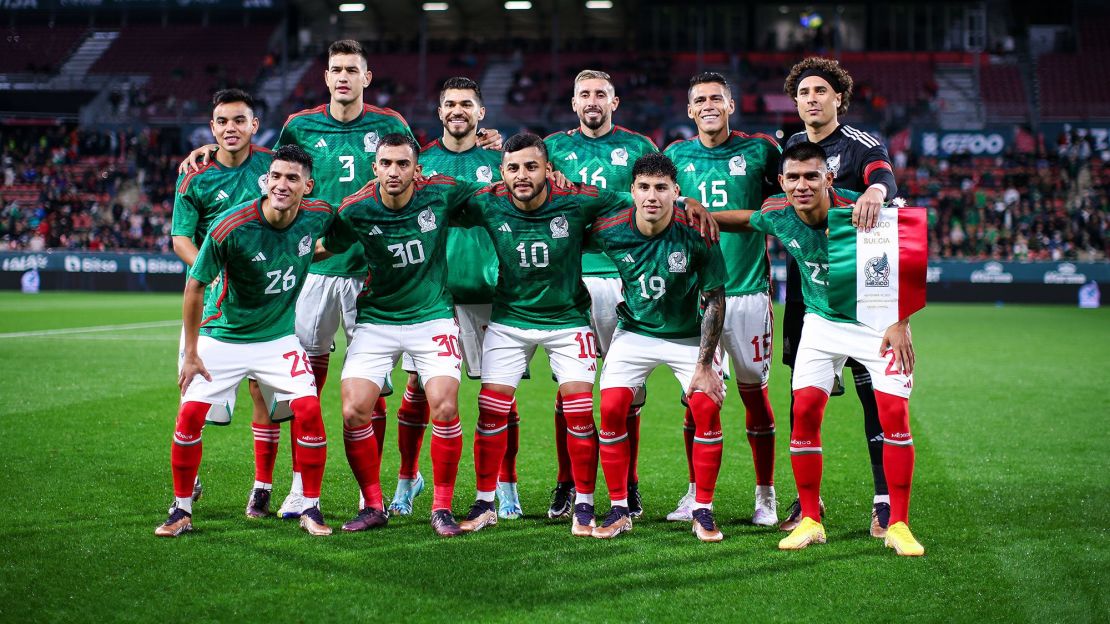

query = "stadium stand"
[{"left": 0, "top": 25, "right": 88, "bottom": 75}]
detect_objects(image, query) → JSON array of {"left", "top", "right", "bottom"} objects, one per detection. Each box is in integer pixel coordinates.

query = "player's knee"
[
  {"left": 429, "top": 398, "right": 457, "bottom": 423},
  {"left": 342, "top": 403, "right": 371, "bottom": 428},
  {"left": 791, "top": 386, "right": 828, "bottom": 434}
]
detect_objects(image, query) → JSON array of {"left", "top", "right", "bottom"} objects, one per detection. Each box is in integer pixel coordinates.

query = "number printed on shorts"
[
  {"left": 433, "top": 334, "right": 462, "bottom": 359},
  {"left": 265, "top": 266, "right": 297, "bottom": 294},
  {"left": 283, "top": 350, "right": 313, "bottom": 377},
  {"left": 574, "top": 331, "right": 597, "bottom": 359},
  {"left": 750, "top": 332, "right": 772, "bottom": 363},
  {"left": 515, "top": 241, "right": 550, "bottom": 268},
  {"left": 883, "top": 348, "right": 901, "bottom": 377}
]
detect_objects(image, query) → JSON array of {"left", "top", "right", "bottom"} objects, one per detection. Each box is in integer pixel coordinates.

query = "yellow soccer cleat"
[
  {"left": 777, "top": 517, "right": 826, "bottom": 550},
  {"left": 884, "top": 521, "right": 925, "bottom": 556}
]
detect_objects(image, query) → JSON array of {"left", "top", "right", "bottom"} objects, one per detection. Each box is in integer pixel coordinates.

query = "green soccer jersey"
[
  {"left": 463, "top": 183, "right": 629, "bottom": 330},
  {"left": 324, "top": 175, "right": 485, "bottom": 325},
  {"left": 591, "top": 206, "right": 727, "bottom": 339},
  {"left": 275, "top": 103, "right": 414, "bottom": 277},
  {"left": 665, "top": 131, "right": 781, "bottom": 296},
  {"left": 171, "top": 145, "right": 273, "bottom": 248},
  {"left": 190, "top": 198, "right": 336, "bottom": 343},
  {"left": 420, "top": 139, "right": 502, "bottom": 304},
  {"left": 748, "top": 188, "right": 860, "bottom": 323},
  {"left": 545, "top": 125, "right": 659, "bottom": 278}
]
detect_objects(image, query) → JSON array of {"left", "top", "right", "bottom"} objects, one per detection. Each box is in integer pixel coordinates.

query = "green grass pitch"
[{"left": 0, "top": 292, "right": 1106, "bottom": 622}]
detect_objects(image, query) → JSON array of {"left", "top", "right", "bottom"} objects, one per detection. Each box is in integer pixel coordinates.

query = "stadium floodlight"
[
  {"left": 585, "top": 0, "right": 613, "bottom": 8},
  {"left": 338, "top": 3, "right": 365, "bottom": 11},
  {"left": 504, "top": 1, "right": 532, "bottom": 9},
  {"left": 422, "top": 2, "right": 448, "bottom": 10}
]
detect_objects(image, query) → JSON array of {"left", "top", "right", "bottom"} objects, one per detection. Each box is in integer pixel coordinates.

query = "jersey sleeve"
[
  {"left": 273, "top": 121, "right": 296, "bottom": 150},
  {"left": 322, "top": 210, "right": 358, "bottom": 254},
  {"left": 189, "top": 232, "right": 226, "bottom": 284},
  {"left": 747, "top": 209, "right": 775, "bottom": 235},
  {"left": 584, "top": 187, "right": 631, "bottom": 220},
  {"left": 171, "top": 178, "right": 201, "bottom": 238},
  {"left": 444, "top": 179, "right": 487, "bottom": 217},
  {"left": 699, "top": 240, "right": 727, "bottom": 293},
  {"left": 860, "top": 143, "right": 898, "bottom": 200}
]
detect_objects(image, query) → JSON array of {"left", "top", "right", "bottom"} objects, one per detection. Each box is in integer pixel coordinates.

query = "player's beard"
[
  {"left": 580, "top": 110, "right": 608, "bottom": 131},
  {"left": 510, "top": 182, "right": 540, "bottom": 203},
  {"left": 444, "top": 116, "right": 476, "bottom": 140}
]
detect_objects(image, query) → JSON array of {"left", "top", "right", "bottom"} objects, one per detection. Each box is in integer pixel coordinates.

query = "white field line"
[{"left": 0, "top": 320, "right": 179, "bottom": 339}]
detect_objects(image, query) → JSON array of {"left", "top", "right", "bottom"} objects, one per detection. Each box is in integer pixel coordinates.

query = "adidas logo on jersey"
[
  {"left": 216, "top": 190, "right": 229, "bottom": 201},
  {"left": 367, "top": 226, "right": 383, "bottom": 236},
  {"left": 314, "top": 138, "right": 328, "bottom": 149},
  {"left": 564, "top": 152, "right": 578, "bottom": 161},
  {"left": 621, "top": 254, "right": 635, "bottom": 263},
  {"left": 251, "top": 252, "right": 267, "bottom": 262},
  {"left": 789, "top": 239, "right": 801, "bottom": 249},
  {"left": 684, "top": 163, "right": 696, "bottom": 172},
  {"left": 498, "top": 223, "right": 512, "bottom": 233}
]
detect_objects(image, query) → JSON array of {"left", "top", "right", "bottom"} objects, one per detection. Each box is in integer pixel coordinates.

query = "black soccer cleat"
[
  {"left": 245, "top": 488, "right": 272, "bottom": 519},
  {"left": 341, "top": 507, "right": 388, "bottom": 532},
  {"left": 547, "top": 481, "right": 576, "bottom": 519},
  {"left": 431, "top": 509, "right": 464, "bottom": 537},
  {"left": 571, "top": 502, "right": 596, "bottom": 537},
  {"left": 458, "top": 500, "right": 497, "bottom": 533},
  {"left": 627, "top": 481, "right": 643, "bottom": 519}
]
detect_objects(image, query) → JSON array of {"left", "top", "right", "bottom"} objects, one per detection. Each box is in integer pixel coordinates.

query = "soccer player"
[
  {"left": 543, "top": 69, "right": 659, "bottom": 519},
  {"left": 590, "top": 153, "right": 728, "bottom": 542},
  {"left": 156, "top": 145, "right": 335, "bottom": 538},
  {"left": 780, "top": 57, "right": 900, "bottom": 536},
  {"left": 321, "top": 133, "right": 487, "bottom": 537},
  {"left": 713, "top": 141, "right": 923, "bottom": 556},
  {"left": 170, "top": 88, "right": 277, "bottom": 519},
  {"left": 664, "top": 72, "right": 781, "bottom": 525}
]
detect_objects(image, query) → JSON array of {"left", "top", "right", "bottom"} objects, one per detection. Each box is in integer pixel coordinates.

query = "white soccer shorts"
[
  {"left": 344, "top": 318, "right": 462, "bottom": 388},
  {"left": 295, "top": 273, "right": 362, "bottom": 356},
  {"left": 584, "top": 276, "right": 623, "bottom": 357},
  {"left": 719, "top": 291, "right": 773, "bottom": 388},
  {"left": 792, "top": 313, "right": 914, "bottom": 399},
  {"left": 180, "top": 334, "right": 317, "bottom": 425},
  {"left": 481, "top": 322, "right": 597, "bottom": 388},
  {"left": 600, "top": 328, "right": 725, "bottom": 394}
]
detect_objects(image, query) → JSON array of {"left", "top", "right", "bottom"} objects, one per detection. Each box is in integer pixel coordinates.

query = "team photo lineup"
[{"left": 157, "top": 38, "right": 925, "bottom": 556}]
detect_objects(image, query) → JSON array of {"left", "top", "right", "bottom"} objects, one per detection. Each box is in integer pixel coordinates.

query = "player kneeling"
[
  {"left": 156, "top": 145, "right": 336, "bottom": 537},
  {"left": 591, "top": 153, "right": 729, "bottom": 542}
]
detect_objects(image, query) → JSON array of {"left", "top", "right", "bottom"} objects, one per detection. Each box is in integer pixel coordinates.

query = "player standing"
[
  {"left": 590, "top": 153, "right": 728, "bottom": 542},
  {"left": 664, "top": 72, "right": 781, "bottom": 525},
  {"left": 543, "top": 69, "right": 659, "bottom": 519},
  {"left": 170, "top": 89, "right": 277, "bottom": 518},
  {"left": 713, "top": 142, "right": 923, "bottom": 556},
  {"left": 156, "top": 145, "right": 335, "bottom": 538},
  {"left": 780, "top": 57, "right": 900, "bottom": 536}
]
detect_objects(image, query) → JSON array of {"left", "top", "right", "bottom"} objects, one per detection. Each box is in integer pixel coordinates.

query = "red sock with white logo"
[
  {"left": 252, "top": 423, "right": 280, "bottom": 486},
  {"left": 688, "top": 393, "right": 723, "bottom": 505},
  {"left": 430, "top": 415, "right": 463, "bottom": 511},
  {"left": 599, "top": 388, "right": 633, "bottom": 502},
  {"left": 396, "top": 383, "right": 429, "bottom": 479},
  {"left": 291, "top": 397, "right": 327, "bottom": 500},
  {"left": 499, "top": 400, "right": 520, "bottom": 483},
  {"left": 740, "top": 384, "right": 776, "bottom": 486},
  {"left": 561, "top": 392, "right": 598, "bottom": 496},
  {"left": 790, "top": 386, "right": 829, "bottom": 522},
  {"left": 475, "top": 389, "right": 513, "bottom": 493},
  {"left": 171, "top": 402, "right": 209, "bottom": 502},
  {"left": 343, "top": 420, "right": 382, "bottom": 510},
  {"left": 553, "top": 394, "right": 572, "bottom": 483},
  {"left": 875, "top": 391, "right": 915, "bottom": 525}
]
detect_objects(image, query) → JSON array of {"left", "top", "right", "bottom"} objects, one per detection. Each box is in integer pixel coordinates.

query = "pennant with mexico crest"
[{"left": 827, "top": 206, "right": 927, "bottom": 330}]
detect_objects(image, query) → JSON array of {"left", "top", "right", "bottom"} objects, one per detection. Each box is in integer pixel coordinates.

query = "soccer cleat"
[
  {"left": 691, "top": 508, "right": 724, "bottom": 542},
  {"left": 627, "top": 481, "right": 643, "bottom": 519},
  {"left": 571, "top": 502, "right": 596, "bottom": 537},
  {"left": 387, "top": 472, "right": 426, "bottom": 516},
  {"left": 495, "top": 481, "right": 523, "bottom": 520},
  {"left": 300, "top": 505, "right": 333, "bottom": 536},
  {"left": 870, "top": 502, "right": 891, "bottom": 538},
  {"left": 752, "top": 486, "right": 778, "bottom": 526},
  {"left": 341, "top": 507, "right": 389, "bottom": 532},
  {"left": 245, "top": 488, "right": 272, "bottom": 519},
  {"left": 547, "top": 482, "right": 575, "bottom": 519},
  {"left": 778, "top": 517, "right": 826, "bottom": 550},
  {"left": 458, "top": 500, "right": 498, "bottom": 533},
  {"left": 430, "top": 509, "right": 463, "bottom": 537},
  {"left": 278, "top": 492, "right": 306, "bottom": 519},
  {"left": 592, "top": 506, "right": 632, "bottom": 539},
  {"left": 154, "top": 504, "right": 192, "bottom": 537},
  {"left": 666, "top": 491, "right": 695, "bottom": 522},
  {"left": 778, "top": 497, "right": 825, "bottom": 532},
  {"left": 884, "top": 521, "right": 925, "bottom": 556}
]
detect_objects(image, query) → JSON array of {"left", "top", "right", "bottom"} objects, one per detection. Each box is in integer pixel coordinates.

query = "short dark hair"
[
  {"left": 784, "top": 57, "right": 854, "bottom": 116},
  {"left": 375, "top": 132, "right": 420, "bottom": 161},
  {"left": 440, "top": 76, "right": 483, "bottom": 106},
  {"left": 781, "top": 141, "right": 829, "bottom": 167},
  {"left": 688, "top": 72, "right": 731, "bottom": 100},
  {"left": 328, "top": 39, "right": 367, "bottom": 63},
  {"left": 212, "top": 88, "right": 255, "bottom": 113},
  {"left": 272, "top": 144, "right": 314, "bottom": 176},
  {"left": 502, "top": 132, "right": 548, "bottom": 161},
  {"left": 631, "top": 152, "right": 678, "bottom": 184}
]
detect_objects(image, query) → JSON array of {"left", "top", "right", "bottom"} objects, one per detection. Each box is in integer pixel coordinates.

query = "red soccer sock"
[
  {"left": 371, "top": 396, "right": 388, "bottom": 462},
  {"left": 561, "top": 391, "right": 598, "bottom": 496},
  {"left": 689, "top": 393, "right": 724, "bottom": 505},
  {"left": 396, "top": 383, "right": 430, "bottom": 479},
  {"left": 343, "top": 420, "right": 382, "bottom": 509},
  {"left": 790, "top": 386, "right": 829, "bottom": 522},
  {"left": 307, "top": 353, "right": 329, "bottom": 395},
  {"left": 683, "top": 406, "right": 696, "bottom": 484},
  {"left": 740, "top": 384, "right": 776, "bottom": 486},
  {"left": 599, "top": 388, "right": 634, "bottom": 502},
  {"left": 251, "top": 422, "right": 280, "bottom": 485},
  {"left": 171, "top": 402, "right": 209, "bottom": 499},
  {"left": 553, "top": 394, "right": 572, "bottom": 483},
  {"left": 475, "top": 388, "right": 513, "bottom": 492},
  {"left": 498, "top": 401, "right": 520, "bottom": 483},
  {"left": 430, "top": 415, "right": 463, "bottom": 511},
  {"left": 875, "top": 391, "right": 915, "bottom": 525},
  {"left": 626, "top": 405, "right": 641, "bottom": 484},
  {"left": 290, "top": 397, "right": 327, "bottom": 500}
]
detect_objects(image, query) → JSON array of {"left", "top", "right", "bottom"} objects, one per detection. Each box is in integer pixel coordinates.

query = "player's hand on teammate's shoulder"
[
  {"left": 851, "top": 185, "right": 886, "bottom": 232},
  {"left": 688, "top": 365, "right": 725, "bottom": 406},
  {"left": 178, "top": 354, "right": 212, "bottom": 395},
  {"left": 476, "top": 128, "right": 503, "bottom": 151},
  {"left": 549, "top": 169, "right": 571, "bottom": 189},
  {"left": 178, "top": 144, "right": 218, "bottom": 174},
  {"left": 681, "top": 198, "right": 720, "bottom": 243},
  {"left": 880, "top": 317, "right": 914, "bottom": 375}
]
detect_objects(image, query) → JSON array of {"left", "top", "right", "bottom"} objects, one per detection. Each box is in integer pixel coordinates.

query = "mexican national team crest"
[
  {"left": 729, "top": 154, "right": 747, "bottom": 176},
  {"left": 298, "top": 235, "right": 312, "bottom": 257},
  {"left": 476, "top": 165, "right": 493, "bottom": 183},
  {"left": 826, "top": 154, "right": 841, "bottom": 177},
  {"left": 550, "top": 215, "right": 569, "bottom": 239},
  {"left": 865, "top": 253, "right": 891, "bottom": 287},
  {"left": 363, "top": 132, "right": 380, "bottom": 153},
  {"left": 667, "top": 250, "right": 688, "bottom": 273},
  {"left": 257, "top": 173, "right": 268, "bottom": 193},
  {"left": 611, "top": 148, "right": 629, "bottom": 166},
  {"left": 418, "top": 208, "right": 437, "bottom": 233}
]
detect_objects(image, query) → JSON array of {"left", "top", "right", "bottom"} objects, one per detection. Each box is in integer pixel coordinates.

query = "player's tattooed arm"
[
  {"left": 711, "top": 209, "right": 755, "bottom": 233},
  {"left": 881, "top": 317, "right": 915, "bottom": 375},
  {"left": 179, "top": 278, "right": 212, "bottom": 394},
  {"left": 178, "top": 144, "right": 218, "bottom": 174},
  {"left": 476, "top": 128, "right": 503, "bottom": 150},
  {"left": 688, "top": 286, "right": 725, "bottom": 404}
]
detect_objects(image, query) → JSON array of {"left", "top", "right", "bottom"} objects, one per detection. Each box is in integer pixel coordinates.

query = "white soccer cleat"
[
  {"left": 752, "top": 485, "right": 778, "bottom": 526},
  {"left": 278, "top": 492, "right": 307, "bottom": 519},
  {"left": 666, "top": 491, "right": 695, "bottom": 522}
]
